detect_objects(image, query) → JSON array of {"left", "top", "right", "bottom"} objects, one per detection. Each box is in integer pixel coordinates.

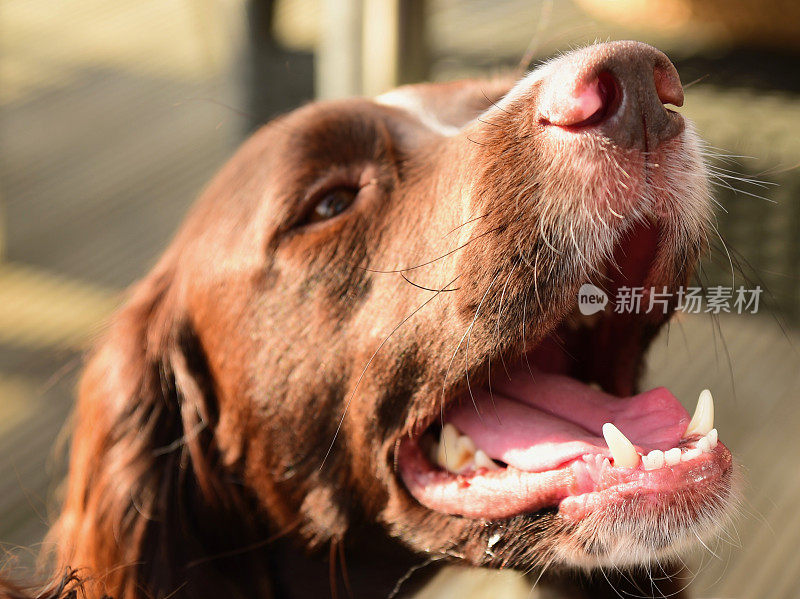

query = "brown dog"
[{"left": 3, "top": 41, "right": 733, "bottom": 598}]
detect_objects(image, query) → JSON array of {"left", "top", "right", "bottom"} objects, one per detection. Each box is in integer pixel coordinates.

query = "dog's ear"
[
  {"left": 378, "top": 75, "right": 516, "bottom": 132},
  {"left": 47, "top": 262, "right": 273, "bottom": 599}
]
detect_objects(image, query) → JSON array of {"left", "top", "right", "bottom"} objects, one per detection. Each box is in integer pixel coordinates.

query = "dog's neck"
[
  {"left": 266, "top": 530, "right": 688, "bottom": 599},
  {"left": 266, "top": 528, "right": 436, "bottom": 598}
]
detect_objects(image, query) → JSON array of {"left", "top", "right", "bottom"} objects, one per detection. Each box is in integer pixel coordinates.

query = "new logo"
[{"left": 577, "top": 283, "right": 608, "bottom": 315}]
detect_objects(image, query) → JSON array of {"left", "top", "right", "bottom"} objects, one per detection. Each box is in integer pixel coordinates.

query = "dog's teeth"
[
  {"left": 707, "top": 428, "right": 718, "bottom": 448},
  {"left": 685, "top": 389, "right": 714, "bottom": 436},
  {"left": 439, "top": 423, "right": 459, "bottom": 456},
  {"left": 474, "top": 449, "right": 499, "bottom": 470},
  {"left": 435, "top": 444, "right": 449, "bottom": 471},
  {"left": 681, "top": 448, "right": 702, "bottom": 462},
  {"left": 433, "top": 425, "right": 501, "bottom": 473},
  {"left": 696, "top": 427, "right": 719, "bottom": 453},
  {"left": 435, "top": 411, "right": 719, "bottom": 476},
  {"left": 436, "top": 424, "right": 459, "bottom": 471},
  {"left": 452, "top": 436, "right": 478, "bottom": 471},
  {"left": 642, "top": 449, "right": 665, "bottom": 470},
  {"left": 435, "top": 424, "right": 481, "bottom": 473},
  {"left": 457, "top": 434, "right": 476, "bottom": 455},
  {"left": 664, "top": 447, "right": 682, "bottom": 466},
  {"left": 602, "top": 423, "right": 640, "bottom": 468}
]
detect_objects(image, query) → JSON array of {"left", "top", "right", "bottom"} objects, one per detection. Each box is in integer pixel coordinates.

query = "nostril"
[
  {"left": 576, "top": 71, "right": 620, "bottom": 127},
  {"left": 539, "top": 71, "right": 621, "bottom": 129},
  {"left": 653, "top": 65, "right": 684, "bottom": 107}
]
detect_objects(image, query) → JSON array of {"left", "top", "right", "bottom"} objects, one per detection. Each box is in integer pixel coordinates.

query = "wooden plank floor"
[{"left": 1, "top": 0, "right": 798, "bottom": 596}]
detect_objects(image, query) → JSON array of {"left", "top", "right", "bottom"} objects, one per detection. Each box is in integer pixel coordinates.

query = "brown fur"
[{"left": 2, "top": 42, "right": 719, "bottom": 598}]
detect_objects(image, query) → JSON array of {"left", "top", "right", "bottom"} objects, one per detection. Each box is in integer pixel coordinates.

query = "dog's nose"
[{"left": 537, "top": 41, "right": 684, "bottom": 149}]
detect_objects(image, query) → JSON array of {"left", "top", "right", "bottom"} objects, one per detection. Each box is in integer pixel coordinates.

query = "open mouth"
[{"left": 397, "top": 222, "right": 732, "bottom": 523}]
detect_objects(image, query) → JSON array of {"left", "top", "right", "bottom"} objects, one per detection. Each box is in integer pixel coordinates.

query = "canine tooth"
[
  {"left": 602, "top": 423, "right": 640, "bottom": 468},
  {"left": 707, "top": 428, "right": 718, "bottom": 448},
  {"left": 440, "top": 423, "right": 459, "bottom": 454},
  {"left": 435, "top": 424, "right": 483, "bottom": 473},
  {"left": 664, "top": 447, "right": 682, "bottom": 466},
  {"left": 475, "top": 450, "right": 499, "bottom": 470},
  {"left": 685, "top": 389, "right": 714, "bottom": 436},
  {"left": 441, "top": 423, "right": 458, "bottom": 445},
  {"left": 436, "top": 424, "right": 460, "bottom": 471},
  {"left": 643, "top": 450, "right": 665, "bottom": 470},
  {"left": 682, "top": 448, "right": 702, "bottom": 462},
  {"left": 697, "top": 436, "right": 711, "bottom": 453},
  {"left": 457, "top": 434, "right": 477, "bottom": 455},
  {"left": 452, "top": 435, "right": 478, "bottom": 471}
]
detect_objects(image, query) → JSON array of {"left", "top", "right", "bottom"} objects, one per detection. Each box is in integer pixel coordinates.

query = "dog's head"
[{"left": 54, "top": 41, "right": 733, "bottom": 596}]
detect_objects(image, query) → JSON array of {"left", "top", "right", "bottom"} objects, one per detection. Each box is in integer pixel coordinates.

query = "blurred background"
[{"left": 1, "top": 0, "right": 799, "bottom": 597}]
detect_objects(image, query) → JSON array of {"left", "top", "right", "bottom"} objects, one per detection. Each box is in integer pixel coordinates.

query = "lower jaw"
[{"left": 397, "top": 438, "right": 733, "bottom": 523}]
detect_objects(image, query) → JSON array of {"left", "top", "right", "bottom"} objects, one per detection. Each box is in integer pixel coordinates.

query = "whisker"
[
  {"left": 400, "top": 272, "right": 460, "bottom": 292},
  {"left": 320, "top": 275, "right": 460, "bottom": 470},
  {"left": 354, "top": 224, "right": 506, "bottom": 274}
]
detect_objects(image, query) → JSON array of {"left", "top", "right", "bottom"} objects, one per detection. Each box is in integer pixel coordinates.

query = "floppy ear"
[{"left": 46, "top": 263, "right": 274, "bottom": 599}]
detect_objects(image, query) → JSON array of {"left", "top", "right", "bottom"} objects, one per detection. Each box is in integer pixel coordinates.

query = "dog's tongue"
[{"left": 447, "top": 370, "right": 690, "bottom": 472}]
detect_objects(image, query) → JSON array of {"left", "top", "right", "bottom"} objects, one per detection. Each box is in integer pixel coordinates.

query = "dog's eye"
[{"left": 306, "top": 187, "right": 358, "bottom": 224}]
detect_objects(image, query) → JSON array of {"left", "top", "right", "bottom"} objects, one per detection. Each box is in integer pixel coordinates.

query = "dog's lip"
[
  {"left": 396, "top": 370, "right": 731, "bottom": 521},
  {"left": 397, "top": 436, "right": 732, "bottom": 521}
]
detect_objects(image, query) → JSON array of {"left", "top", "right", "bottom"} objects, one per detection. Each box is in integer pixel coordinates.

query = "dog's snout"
[{"left": 537, "top": 41, "right": 685, "bottom": 149}]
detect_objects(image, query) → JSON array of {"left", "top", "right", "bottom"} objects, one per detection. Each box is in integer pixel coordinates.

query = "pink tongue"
[{"left": 447, "top": 370, "right": 690, "bottom": 472}]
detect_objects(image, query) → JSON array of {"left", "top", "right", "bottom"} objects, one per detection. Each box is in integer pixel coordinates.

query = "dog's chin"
[{"left": 389, "top": 222, "right": 735, "bottom": 570}]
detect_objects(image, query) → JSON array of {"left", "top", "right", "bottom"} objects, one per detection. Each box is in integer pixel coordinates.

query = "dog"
[{"left": 1, "top": 40, "right": 734, "bottom": 598}]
